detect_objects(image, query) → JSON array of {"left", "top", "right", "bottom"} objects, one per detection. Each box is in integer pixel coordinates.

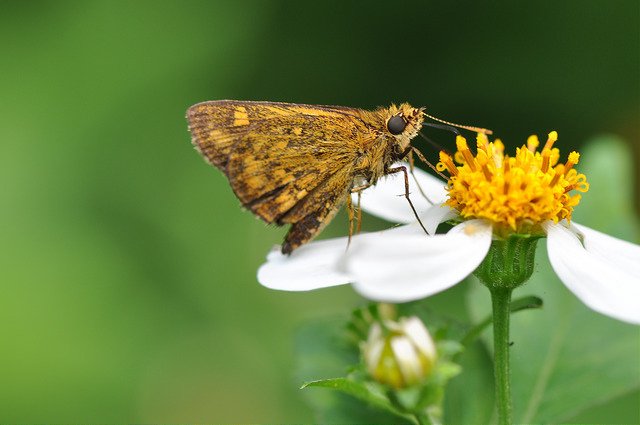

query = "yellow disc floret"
[{"left": 437, "top": 131, "right": 589, "bottom": 236}]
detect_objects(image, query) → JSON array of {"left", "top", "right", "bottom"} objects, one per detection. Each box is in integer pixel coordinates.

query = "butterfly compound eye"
[{"left": 387, "top": 115, "right": 407, "bottom": 135}]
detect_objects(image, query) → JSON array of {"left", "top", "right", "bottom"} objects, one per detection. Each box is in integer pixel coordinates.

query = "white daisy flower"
[{"left": 258, "top": 132, "right": 640, "bottom": 325}]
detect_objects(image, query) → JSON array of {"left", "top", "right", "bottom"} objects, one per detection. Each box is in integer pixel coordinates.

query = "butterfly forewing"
[{"left": 187, "top": 100, "right": 377, "bottom": 252}]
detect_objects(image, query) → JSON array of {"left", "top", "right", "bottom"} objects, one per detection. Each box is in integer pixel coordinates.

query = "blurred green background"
[{"left": 1, "top": 1, "right": 638, "bottom": 422}]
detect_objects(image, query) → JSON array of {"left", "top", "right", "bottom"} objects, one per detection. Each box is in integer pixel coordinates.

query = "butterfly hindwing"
[{"left": 280, "top": 168, "right": 352, "bottom": 253}]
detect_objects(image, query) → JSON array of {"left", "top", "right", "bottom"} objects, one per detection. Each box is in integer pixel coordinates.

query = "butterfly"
[{"left": 187, "top": 100, "right": 489, "bottom": 254}]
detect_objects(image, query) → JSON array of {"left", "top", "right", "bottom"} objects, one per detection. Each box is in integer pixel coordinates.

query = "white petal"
[
  {"left": 572, "top": 222, "right": 640, "bottom": 278},
  {"left": 346, "top": 219, "right": 493, "bottom": 302},
  {"left": 391, "top": 337, "right": 422, "bottom": 384},
  {"left": 544, "top": 221, "right": 640, "bottom": 324},
  {"left": 353, "top": 162, "right": 448, "bottom": 224},
  {"left": 257, "top": 238, "right": 352, "bottom": 291},
  {"left": 257, "top": 223, "right": 424, "bottom": 291},
  {"left": 402, "top": 317, "right": 437, "bottom": 360},
  {"left": 363, "top": 323, "right": 385, "bottom": 371},
  {"left": 421, "top": 203, "right": 459, "bottom": 235}
]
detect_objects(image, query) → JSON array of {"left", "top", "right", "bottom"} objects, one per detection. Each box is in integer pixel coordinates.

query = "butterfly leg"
[
  {"left": 407, "top": 151, "right": 434, "bottom": 205},
  {"left": 356, "top": 191, "right": 363, "bottom": 234},
  {"left": 346, "top": 182, "right": 373, "bottom": 249},
  {"left": 346, "top": 194, "right": 355, "bottom": 248},
  {"left": 386, "top": 166, "right": 429, "bottom": 235},
  {"left": 350, "top": 185, "right": 370, "bottom": 233}
]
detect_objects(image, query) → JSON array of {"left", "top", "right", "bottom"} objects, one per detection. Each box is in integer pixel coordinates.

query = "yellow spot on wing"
[
  {"left": 209, "top": 129, "right": 223, "bottom": 138},
  {"left": 273, "top": 169, "right": 287, "bottom": 179},
  {"left": 246, "top": 176, "right": 263, "bottom": 189},
  {"left": 233, "top": 106, "right": 249, "bottom": 126},
  {"left": 294, "top": 107, "right": 344, "bottom": 117},
  {"left": 262, "top": 105, "right": 344, "bottom": 118}
]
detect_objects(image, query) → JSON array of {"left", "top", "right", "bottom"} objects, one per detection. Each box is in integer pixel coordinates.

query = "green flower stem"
[
  {"left": 474, "top": 235, "right": 541, "bottom": 425},
  {"left": 490, "top": 287, "right": 513, "bottom": 425}
]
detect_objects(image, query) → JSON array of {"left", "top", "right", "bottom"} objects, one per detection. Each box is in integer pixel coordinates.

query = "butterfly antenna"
[{"left": 423, "top": 111, "right": 493, "bottom": 135}]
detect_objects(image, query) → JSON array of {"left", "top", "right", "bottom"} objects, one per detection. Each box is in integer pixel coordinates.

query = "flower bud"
[{"left": 363, "top": 316, "right": 437, "bottom": 388}]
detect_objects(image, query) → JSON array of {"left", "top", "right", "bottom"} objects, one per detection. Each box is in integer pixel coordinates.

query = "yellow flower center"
[{"left": 436, "top": 131, "right": 589, "bottom": 235}]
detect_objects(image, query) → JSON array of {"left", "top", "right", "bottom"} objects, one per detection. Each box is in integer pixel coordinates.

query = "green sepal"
[{"left": 474, "top": 234, "right": 542, "bottom": 290}]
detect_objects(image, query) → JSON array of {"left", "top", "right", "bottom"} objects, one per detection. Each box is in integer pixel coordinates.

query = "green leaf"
[
  {"left": 567, "top": 388, "right": 640, "bottom": 422},
  {"left": 303, "top": 378, "right": 416, "bottom": 423},
  {"left": 467, "top": 136, "right": 640, "bottom": 424},
  {"left": 508, "top": 295, "right": 544, "bottom": 313}
]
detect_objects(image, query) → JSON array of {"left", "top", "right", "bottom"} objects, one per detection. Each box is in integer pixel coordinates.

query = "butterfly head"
[{"left": 385, "top": 103, "right": 424, "bottom": 151}]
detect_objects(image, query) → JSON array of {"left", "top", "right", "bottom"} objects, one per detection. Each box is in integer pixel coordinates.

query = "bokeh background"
[{"left": 1, "top": 1, "right": 638, "bottom": 422}]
